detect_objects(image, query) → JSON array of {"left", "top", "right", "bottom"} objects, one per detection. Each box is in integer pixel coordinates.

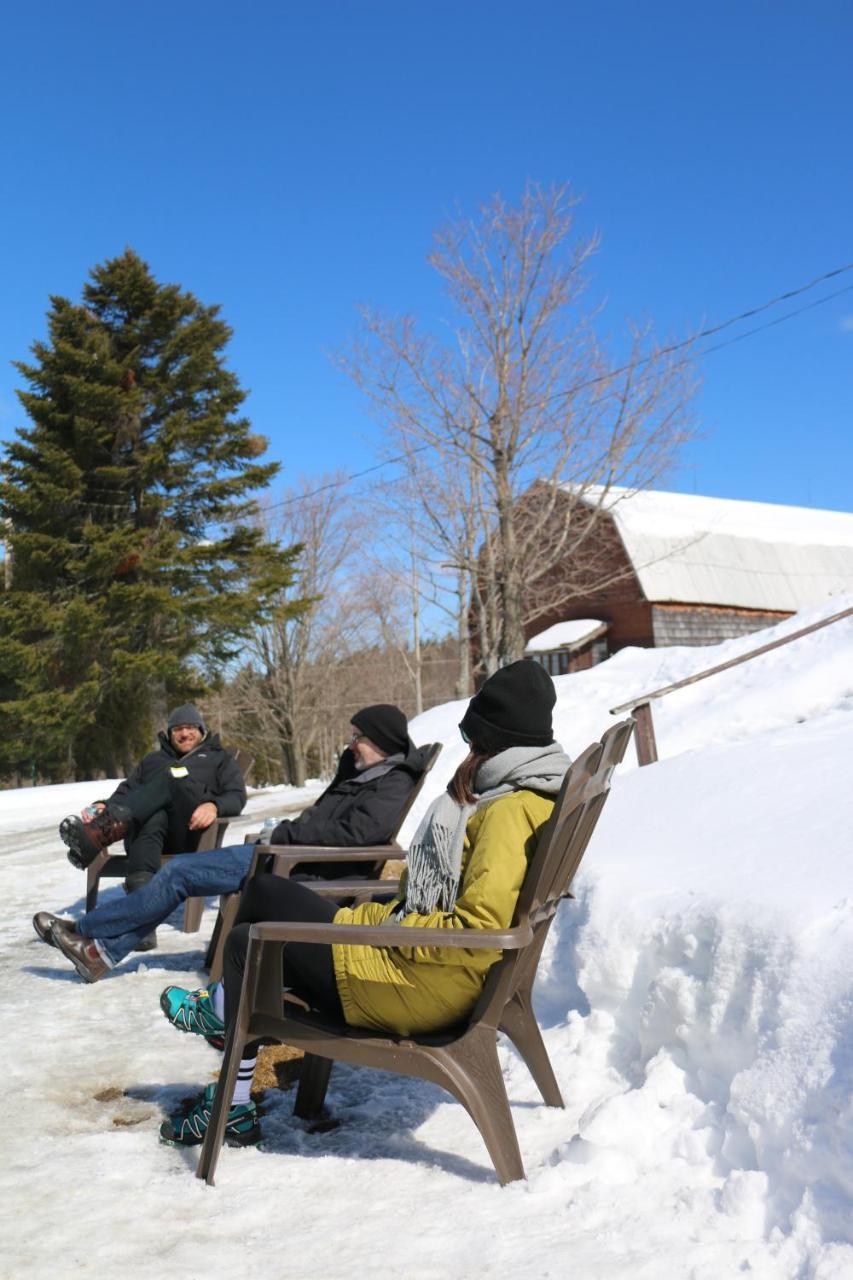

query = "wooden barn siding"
[
  {"left": 651, "top": 603, "right": 790, "bottom": 647},
  {"left": 525, "top": 510, "right": 655, "bottom": 652}
]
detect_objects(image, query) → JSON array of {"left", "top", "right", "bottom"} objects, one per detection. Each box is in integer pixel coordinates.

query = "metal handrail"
[{"left": 610, "top": 603, "right": 853, "bottom": 765}]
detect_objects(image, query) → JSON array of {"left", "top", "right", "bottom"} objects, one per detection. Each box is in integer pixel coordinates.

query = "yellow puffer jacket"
[{"left": 332, "top": 788, "right": 555, "bottom": 1036}]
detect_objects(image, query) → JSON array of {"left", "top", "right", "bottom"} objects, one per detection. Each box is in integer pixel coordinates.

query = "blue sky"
[{"left": 1, "top": 1, "right": 851, "bottom": 513}]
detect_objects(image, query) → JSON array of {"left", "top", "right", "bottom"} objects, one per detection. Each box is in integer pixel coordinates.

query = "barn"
[{"left": 524, "top": 486, "right": 853, "bottom": 670}]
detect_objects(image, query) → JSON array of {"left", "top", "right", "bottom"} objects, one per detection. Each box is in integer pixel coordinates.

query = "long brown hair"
[{"left": 448, "top": 749, "right": 496, "bottom": 805}]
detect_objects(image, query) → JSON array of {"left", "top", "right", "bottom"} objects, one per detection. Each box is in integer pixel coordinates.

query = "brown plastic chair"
[
  {"left": 83, "top": 748, "right": 254, "bottom": 933},
  {"left": 204, "top": 743, "right": 442, "bottom": 982},
  {"left": 196, "top": 721, "right": 633, "bottom": 1186}
]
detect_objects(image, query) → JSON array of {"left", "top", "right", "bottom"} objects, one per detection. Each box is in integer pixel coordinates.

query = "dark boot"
[
  {"left": 33, "top": 911, "right": 77, "bottom": 947},
  {"left": 52, "top": 928, "right": 109, "bottom": 982},
  {"left": 60, "top": 805, "right": 132, "bottom": 870},
  {"left": 124, "top": 871, "right": 158, "bottom": 952}
]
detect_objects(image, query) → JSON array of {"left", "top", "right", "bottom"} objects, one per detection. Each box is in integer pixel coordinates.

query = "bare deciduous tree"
[
  {"left": 344, "top": 183, "right": 698, "bottom": 672},
  {"left": 219, "top": 476, "right": 359, "bottom": 784},
  {"left": 372, "top": 450, "right": 480, "bottom": 697},
  {"left": 210, "top": 474, "right": 463, "bottom": 784}
]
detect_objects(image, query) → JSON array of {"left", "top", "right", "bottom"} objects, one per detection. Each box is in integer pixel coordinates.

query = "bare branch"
[{"left": 340, "top": 182, "right": 698, "bottom": 669}]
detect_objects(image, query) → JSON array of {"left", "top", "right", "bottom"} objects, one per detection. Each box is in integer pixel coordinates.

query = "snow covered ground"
[{"left": 2, "top": 598, "right": 851, "bottom": 1279}]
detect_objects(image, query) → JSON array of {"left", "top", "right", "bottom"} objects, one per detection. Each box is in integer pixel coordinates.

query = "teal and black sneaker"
[
  {"left": 159, "top": 1082, "right": 260, "bottom": 1148},
  {"left": 160, "top": 984, "right": 225, "bottom": 1049}
]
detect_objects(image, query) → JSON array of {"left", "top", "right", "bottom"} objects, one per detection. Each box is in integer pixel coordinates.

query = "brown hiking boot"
[
  {"left": 32, "top": 912, "right": 76, "bottom": 947},
  {"left": 52, "top": 928, "right": 109, "bottom": 982},
  {"left": 59, "top": 805, "right": 132, "bottom": 870}
]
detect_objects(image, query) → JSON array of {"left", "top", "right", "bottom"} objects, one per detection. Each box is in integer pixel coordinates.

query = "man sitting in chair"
[
  {"left": 33, "top": 704, "right": 426, "bottom": 982},
  {"left": 57, "top": 703, "right": 248, "bottom": 952}
]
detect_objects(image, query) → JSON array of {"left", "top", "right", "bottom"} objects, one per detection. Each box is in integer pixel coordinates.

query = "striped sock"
[
  {"left": 231, "top": 1055, "right": 257, "bottom": 1107},
  {"left": 210, "top": 981, "right": 225, "bottom": 1022}
]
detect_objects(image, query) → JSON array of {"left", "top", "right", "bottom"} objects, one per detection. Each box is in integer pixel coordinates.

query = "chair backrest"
[
  {"left": 472, "top": 719, "right": 634, "bottom": 1030},
  {"left": 526, "top": 717, "right": 632, "bottom": 924},
  {"left": 228, "top": 747, "right": 255, "bottom": 787},
  {"left": 389, "top": 742, "right": 442, "bottom": 846}
]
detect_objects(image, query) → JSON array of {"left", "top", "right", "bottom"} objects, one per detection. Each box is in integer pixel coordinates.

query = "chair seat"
[{"left": 255, "top": 1003, "right": 470, "bottom": 1049}]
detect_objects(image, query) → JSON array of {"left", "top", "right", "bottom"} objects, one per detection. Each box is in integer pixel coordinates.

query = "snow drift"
[{"left": 2, "top": 596, "right": 851, "bottom": 1279}]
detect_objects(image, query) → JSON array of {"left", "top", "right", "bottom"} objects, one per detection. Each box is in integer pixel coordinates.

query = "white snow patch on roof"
[{"left": 524, "top": 619, "right": 607, "bottom": 652}]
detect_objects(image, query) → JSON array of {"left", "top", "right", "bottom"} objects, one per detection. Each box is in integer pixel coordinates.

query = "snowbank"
[{"left": 2, "top": 597, "right": 851, "bottom": 1278}]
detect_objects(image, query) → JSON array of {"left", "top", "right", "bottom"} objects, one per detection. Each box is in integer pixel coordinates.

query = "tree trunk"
[
  {"left": 494, "top": 451, "right": 526, "bottom": 665},
  {"left": 280, "top": 736, "right": 306, "bottom": 788},
  {"left": 455, "top": 570, "right": 472, "bottom": 699},
  {"left": 410, "top": 557, "right": 423, "bottom": 717}
]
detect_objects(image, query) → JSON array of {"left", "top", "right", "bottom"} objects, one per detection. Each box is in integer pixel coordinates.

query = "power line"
[
  {"left": 546, "top": 261, "right": 853, "bottom": 401},
  {"left": 259, "top": 262, "right": 853, "bottom": 513},
  {"left": 678, "top": 281, "right": 853, "bottom": 360},
  {"left": 8, "top": 262, "right": 853, "bottom": 519}
]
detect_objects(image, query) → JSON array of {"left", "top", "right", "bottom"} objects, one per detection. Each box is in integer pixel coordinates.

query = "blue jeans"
[{"left": 77, "top": 844, "right": 255, "bottom": 966}]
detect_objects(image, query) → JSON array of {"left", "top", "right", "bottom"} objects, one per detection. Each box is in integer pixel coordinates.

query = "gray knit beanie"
[{"left": 167, "top": 704, "right": 206, "bottom": 734}]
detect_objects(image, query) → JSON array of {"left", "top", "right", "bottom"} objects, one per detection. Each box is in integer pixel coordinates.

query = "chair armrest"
[
  {"left": 306, "top": 879, "right": 400, "bottom": 899},
  {"left": 251, "top": 846, "right": 404, "bottom": 880},
  {"left": 249, "top": 920, "right": 532, "bottom": 950},
  {"left": 194, "top": 815, "right": 233, "bottom": 853},
  {"left": 252, "top": 844, "right": 403, "bottom": 862},
  {"left": 244, "top": 844, "right": 405, "bottom": 885}
]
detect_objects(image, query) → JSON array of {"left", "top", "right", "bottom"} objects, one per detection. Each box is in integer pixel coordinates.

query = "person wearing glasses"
[
  {"left": 34, "top": 705, "right": 425, "bottom": 982},
  {"left": 158, "top": 660, "right": 571, "bottom": 1151}
]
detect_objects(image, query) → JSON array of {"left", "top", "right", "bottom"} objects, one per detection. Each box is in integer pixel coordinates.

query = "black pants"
[
  {"left": 119, "top": 771, "right": 205, "bottom": 876},
  {"left": 223, "top": 874, "right": 344, "bottom": 1057}
]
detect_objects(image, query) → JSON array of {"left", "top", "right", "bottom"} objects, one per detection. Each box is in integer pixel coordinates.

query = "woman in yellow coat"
[{"left": 159, "top": 660, "right": 572, "bottom": 1147}]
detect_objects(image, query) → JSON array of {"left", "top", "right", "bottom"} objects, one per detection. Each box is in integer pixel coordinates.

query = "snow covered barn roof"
[
  {"left": 565, "top": 485, "right": 853, "bottom": 611},
  {"left": 524, "top": 619, "right": 608, "bottom": 653}
]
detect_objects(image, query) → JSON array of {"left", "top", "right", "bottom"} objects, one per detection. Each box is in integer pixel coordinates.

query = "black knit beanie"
[
  {"left": 460, "top": 660, "right": 555, "bottom": 750},
  {"left": 167, "top": 704, "right": 207, "bottom": 735},
  {"left": 351, "top": 704, "right": 410, "bottom": 756}
]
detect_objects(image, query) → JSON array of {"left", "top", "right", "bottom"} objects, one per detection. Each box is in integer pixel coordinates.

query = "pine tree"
[{"left": 0, "top": 249, "right": 302, "bottom": 781}]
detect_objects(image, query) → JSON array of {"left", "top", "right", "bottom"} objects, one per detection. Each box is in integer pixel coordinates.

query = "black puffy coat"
[
  {"left": 109, "top": 731, "right": 248, "bottom": 817},
  {"left": 271, "top": 740, "right": 427, "bottom": 878}
]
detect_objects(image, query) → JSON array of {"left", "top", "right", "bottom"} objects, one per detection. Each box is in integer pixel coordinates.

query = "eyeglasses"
[
  {"left": 459, "top": 726, "right": 470, "bottom": 745},
  {"left": 348, "top": 730, "right": 365, "bottom": 747}
]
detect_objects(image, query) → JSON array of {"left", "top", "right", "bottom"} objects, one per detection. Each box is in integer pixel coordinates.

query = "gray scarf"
[
  {"left": 353, "top": 752, "right": 405, "bottom": 784},
  {"left": 392, "top": 742, "right": 572, "bottom": 919}
]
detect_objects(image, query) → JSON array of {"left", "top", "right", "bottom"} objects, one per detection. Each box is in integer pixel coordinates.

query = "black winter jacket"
[
  {"left": 109, "top": 731, "right": 248, "bottom": 817},
  {"left": 271, "top": 740, "right": 427, "bottom": 879}
]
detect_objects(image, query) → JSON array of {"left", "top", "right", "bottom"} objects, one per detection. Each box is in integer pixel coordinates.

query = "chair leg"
[
  {"left": 206, "top": 893, "right": 239, "bottom": 984},
  {"left": 182, "top": 896, "right": 205, "bottom": 933},
  {"left": 203, "top": 902, "right": 223, "bottom": 970},
  {"left": 433, "top": 1027, "right": 526, "bottom": 1185},
  {"left": 85, "top": 871, "right": 99, "bottom": 914},
  {"left": 197, "top": 935, "right": 264, "bottom": 1185},
  {"left": 499, "top": 992, "right": 564, "bottom": 1108},
  {"left": 196, "top": 1020, "right": 248, "bottom": 1186},
  {"left": 85, "top": 854, "right": 109, "bottom": 913},
  {"left": 293, "top": 1055, "right": 333, "bottom": 1120}
]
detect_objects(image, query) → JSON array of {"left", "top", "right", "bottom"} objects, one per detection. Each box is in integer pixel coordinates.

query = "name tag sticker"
[{"left": 170, "top": 766, "right": 189, "bottom": 778}]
